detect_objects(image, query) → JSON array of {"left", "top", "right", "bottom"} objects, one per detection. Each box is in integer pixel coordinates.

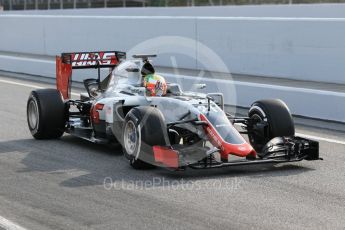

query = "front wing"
[{"left": 153, "top": 136, "right": 321, "bottom": 170}]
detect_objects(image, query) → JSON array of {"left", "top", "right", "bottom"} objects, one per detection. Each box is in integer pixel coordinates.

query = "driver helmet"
[{"left": 143, "top": 74, "right": 167, "bottom": 96}]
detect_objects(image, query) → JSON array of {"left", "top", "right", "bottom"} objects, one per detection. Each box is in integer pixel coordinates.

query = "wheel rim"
[
  {"left": 251, "top": 113, "right": 263, "bottom": 123},
  {"left": 250, "top": 114, "right": 263, "bottom": 141},
  {"left": 124, "top": 120, "right": 138, "bottom": 157},
  {"left": 28, "top": 99, "right": 39, "bottom": 130},
  {"left": 249, "top": 113, "right": 267, "bottom": 155}
]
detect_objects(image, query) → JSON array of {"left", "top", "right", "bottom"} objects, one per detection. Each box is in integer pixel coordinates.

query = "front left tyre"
[
  {"left": 27, "top": 89, "right": 66, "bottom": 139},
  {"left": 122, "top": 106, "right": 169, "bottom": 169}
]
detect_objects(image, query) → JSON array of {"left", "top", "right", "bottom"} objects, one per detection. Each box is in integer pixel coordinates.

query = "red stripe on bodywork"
[{"left": 91, "top": 103, "right": 104, "bottom": 124}]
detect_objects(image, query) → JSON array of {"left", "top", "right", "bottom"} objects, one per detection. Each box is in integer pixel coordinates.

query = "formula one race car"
[{"left": 26, "top": 50, "right": 321, "bottom": 170}]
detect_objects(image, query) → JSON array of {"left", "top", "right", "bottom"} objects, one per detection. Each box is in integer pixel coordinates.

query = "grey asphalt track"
[{"left": 0, "top": 75, "right": 344, "bottom": 230}]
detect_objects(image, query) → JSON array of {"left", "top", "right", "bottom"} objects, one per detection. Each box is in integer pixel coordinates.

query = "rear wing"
[
  {"left": 56, "top": 51, "right": 126, "bottom": 99},
  {"left": 61, "top": 51, "right": 126, "bottom": 69}
]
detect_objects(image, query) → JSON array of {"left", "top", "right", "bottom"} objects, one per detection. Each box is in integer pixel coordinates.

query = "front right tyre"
[{"left": 248, "top": 99, "right": 295, "bottom": 155}]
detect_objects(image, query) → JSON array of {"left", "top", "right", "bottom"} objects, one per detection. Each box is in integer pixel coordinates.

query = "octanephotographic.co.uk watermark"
[{"left": 103, "top": 176, "right": 244, "bottom": 191}]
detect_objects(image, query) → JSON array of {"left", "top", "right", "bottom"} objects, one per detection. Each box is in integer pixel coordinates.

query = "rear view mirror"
[
  {"left": 207, "top": 93, "right": 224, "bottom": 110},
  {"left": 193, "top": 83, "right": 206, "bottom": 90}
]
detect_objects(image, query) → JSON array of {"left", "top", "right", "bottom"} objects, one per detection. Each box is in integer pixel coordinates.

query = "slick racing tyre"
[
  {"left": 27, "top": 89, "right": 66, "bottom": 139},
  {"left": 122, "top": 106, "right": 168, "bottom": 169},
  {"left": 248, "top": 99, "right": 295, "bottom": 154}
]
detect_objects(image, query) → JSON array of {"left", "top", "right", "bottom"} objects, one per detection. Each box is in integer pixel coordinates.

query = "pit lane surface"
[{"left": 0, "top": 75, "right": 344, "bottom": 230}]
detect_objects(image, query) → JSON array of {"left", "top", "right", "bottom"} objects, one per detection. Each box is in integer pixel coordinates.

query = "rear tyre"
[
  {"left": 248, "top": 99, "right": 295, "bottom": 154},
  {"left": 27, "top": 89, "right": 66, "bottom": 139},
  {"left": 122, "top": 106, "right": 168, "bottom": 169}
]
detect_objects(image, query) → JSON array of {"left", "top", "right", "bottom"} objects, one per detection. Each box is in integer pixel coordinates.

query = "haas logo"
[{"left": 71, "top": 52, "right": 116, "bottom": 67}]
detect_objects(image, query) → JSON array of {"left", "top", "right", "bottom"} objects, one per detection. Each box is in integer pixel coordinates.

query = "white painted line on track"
[
  {"left": 0, "top": 79, "right": 45, "bottom": 90},
  {"left": 163, "top": 73, "right": 345, "bottom": 97},
  {"left": 296, "top": 133, "right": 345, "bottom": 146},
  {"left": 0, "top": 216, "right": 27, "bottom": 230},
  {"left": 1, "top": 78, "right": 344, "bottom": 145},
  {"left": 0, "top": 79, "right": 79, "bottom": 96},
  {"left": 0, "top": 55, "right": 54, "bottom": 64}
]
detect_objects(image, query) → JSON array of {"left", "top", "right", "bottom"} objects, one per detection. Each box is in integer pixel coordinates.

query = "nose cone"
[
  {"left": 221, "top": 142, "right": 256, "bottom": 157},
  {"left": 199, "top": 113, "right": 256, "bottom": 159}
]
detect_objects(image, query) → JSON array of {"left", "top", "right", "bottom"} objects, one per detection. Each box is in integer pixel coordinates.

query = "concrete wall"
[
  {"left": 0, "top": 13, "right": 344, "bottom": 121},
  {"left": 0, "top": 14, "right": 345, "bottom": 83},
  {"left": 197, "top": 17, "right": 345, "bottom": 83}
]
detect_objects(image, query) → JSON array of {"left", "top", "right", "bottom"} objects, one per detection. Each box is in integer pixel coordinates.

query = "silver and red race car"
[{"left": 26, "top": 50, "right": 321, "bottom": 170}]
